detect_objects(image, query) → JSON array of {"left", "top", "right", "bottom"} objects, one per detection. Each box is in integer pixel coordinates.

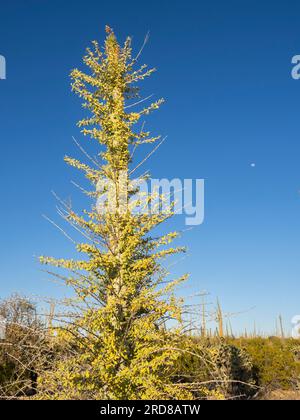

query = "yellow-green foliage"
[
  {"left": 232, "top": 337, "right": 300, "bottom": 391},
  {"left": 38, "top": 27, "right": 191, "bottom": 400}
]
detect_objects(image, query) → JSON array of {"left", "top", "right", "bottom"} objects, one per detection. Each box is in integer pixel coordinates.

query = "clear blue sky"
[{"left": 1, "top": 0, "right": 300, "bottom": 335}]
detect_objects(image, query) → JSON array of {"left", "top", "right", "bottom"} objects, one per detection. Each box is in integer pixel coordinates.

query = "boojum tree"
[{"left": 39, "top": 26, "right": 190, "bottom": 399}]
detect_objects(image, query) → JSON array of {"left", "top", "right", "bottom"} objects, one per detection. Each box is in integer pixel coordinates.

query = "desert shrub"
[
  {"left": 232, "top": 337, "right": 300, "bottom": 391},
  {"left": 0, "top": 295, "right": 45, "bottom": 398}
]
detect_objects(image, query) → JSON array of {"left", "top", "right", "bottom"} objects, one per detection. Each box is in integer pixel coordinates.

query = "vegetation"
[
  {"left": 0, "top": 27, "right": 299, "bottom": 401},
  {"left": 0, "top": 295, "right": 44, "bottom": 398},
  {"left": 0, "top": 295, "right": 299, "bottom": 399},
  {"left": 232, "top": 337, "right": 300, "bottom": 391},
  {"left": 37, "top": 26, "right": 193, "bottom": 400}
]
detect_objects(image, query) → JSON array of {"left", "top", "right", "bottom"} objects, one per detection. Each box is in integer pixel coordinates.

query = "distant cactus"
[
  {"left": 209, "top": 339, "right": 256, "bottom": 398},
  {"left": 173, "top": 337, "right": 256, "bottom": 399}
]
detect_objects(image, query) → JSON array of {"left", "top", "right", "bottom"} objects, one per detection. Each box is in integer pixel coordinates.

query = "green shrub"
[{"left": 231, "top": 337, "right": 300, "bottom": 391}]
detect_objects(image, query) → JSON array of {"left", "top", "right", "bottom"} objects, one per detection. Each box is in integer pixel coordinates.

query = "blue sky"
[{"left": 0, "top": 0, "right": 300, "bottom": 334}]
